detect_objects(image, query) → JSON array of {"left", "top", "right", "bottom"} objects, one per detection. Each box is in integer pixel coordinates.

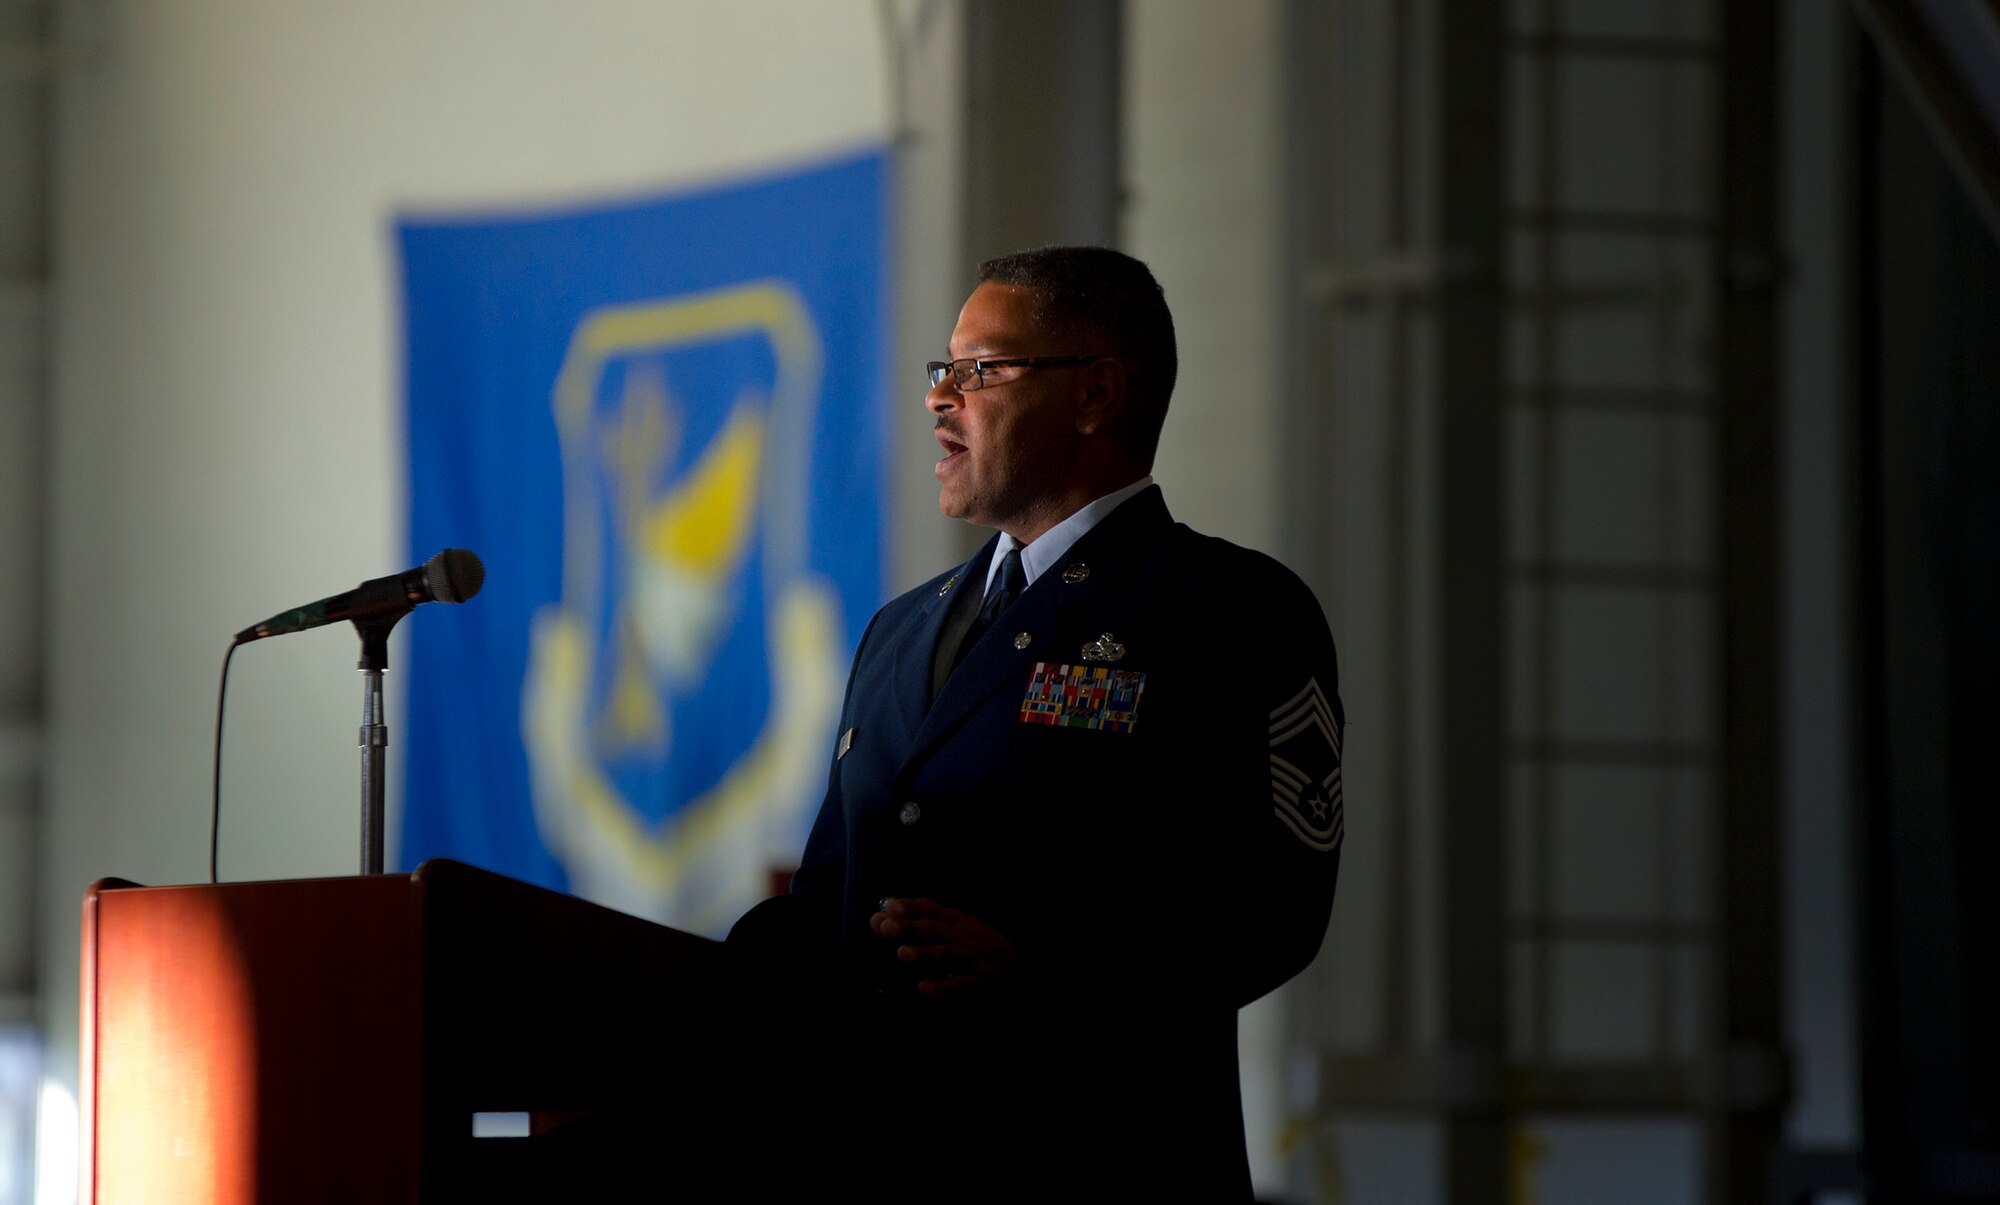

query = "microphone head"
[{"left": 423, "top": 548, "right": 485, "bottom": 604}]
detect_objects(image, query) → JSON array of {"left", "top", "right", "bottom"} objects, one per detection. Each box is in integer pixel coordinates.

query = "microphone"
[{"left": 234, "top": 548, "right": 485, "bottom": 645}]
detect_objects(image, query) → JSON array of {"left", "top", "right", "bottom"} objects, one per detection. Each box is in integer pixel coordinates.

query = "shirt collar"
[{"left": 983, "top": 476, "right": 1156, "bottom": 594}]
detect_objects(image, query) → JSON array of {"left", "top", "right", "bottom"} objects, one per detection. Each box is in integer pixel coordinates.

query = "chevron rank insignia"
[
  {"left": 1020, "top": 662, "right": 1145, "bottom": 731},
  {"left": 1269, "top": 677, "right": 1343, "bottom": 851}
]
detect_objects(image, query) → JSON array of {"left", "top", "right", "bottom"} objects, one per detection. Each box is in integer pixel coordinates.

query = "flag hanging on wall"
[{"left": 397, "top": 150, "right": 888, "bottom": 936}]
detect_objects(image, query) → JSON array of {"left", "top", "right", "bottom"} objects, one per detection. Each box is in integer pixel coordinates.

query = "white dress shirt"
[{"left": 980, "top": 475, "right": 1156, "bottom": 595}]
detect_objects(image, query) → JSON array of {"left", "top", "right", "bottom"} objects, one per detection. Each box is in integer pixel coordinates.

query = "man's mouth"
[{"left": 935, "top": 426, "right": 968, "bottom": 463}]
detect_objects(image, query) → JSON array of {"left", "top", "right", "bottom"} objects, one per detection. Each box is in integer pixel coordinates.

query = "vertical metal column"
[
  {"left": 962, "top": 0, "right": 1122, "bottom": 260},
  {"left": 1437, "top": 0, "right": 1511, "bottom": 1201},
  {"left": 905, "top": 0, "right": 1122, "bottom": 572},
  {"left": 0, "top": 0, "right": 51, "bottom": 1030},
  {"left": 0, "top": 7, "right": 52, "bottom": 1199},
  {"left": 1713, "top": 1, "right": 1786, "bottom": 1201}
]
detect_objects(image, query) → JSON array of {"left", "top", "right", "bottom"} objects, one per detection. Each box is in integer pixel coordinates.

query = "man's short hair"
[{"left": 977, "top": 246, "right": 1178, "bottom": 465}]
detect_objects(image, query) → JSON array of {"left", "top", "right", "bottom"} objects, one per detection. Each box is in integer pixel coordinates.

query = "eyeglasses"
[{"left": 925, "top": 355, "right": 1103, "bottom": 392}]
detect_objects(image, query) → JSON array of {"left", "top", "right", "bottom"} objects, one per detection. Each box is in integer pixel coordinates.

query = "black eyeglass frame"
[{"left": 925, "top": 355, "right": 1105, "bottom": 391}]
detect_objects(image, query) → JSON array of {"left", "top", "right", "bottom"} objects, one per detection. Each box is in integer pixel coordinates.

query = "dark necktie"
[{"left": 953, "top": 547, "right": 1026, "bottom": 671}]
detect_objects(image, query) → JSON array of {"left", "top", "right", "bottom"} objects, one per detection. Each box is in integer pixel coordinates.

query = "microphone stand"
[{"left": 354, "top": 616, "right": 398, "bottom": 875}]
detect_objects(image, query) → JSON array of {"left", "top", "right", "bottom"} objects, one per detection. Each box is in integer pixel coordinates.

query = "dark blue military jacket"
[{"left": 732, "top": 486, "right": 1343, "bottom": 1198}]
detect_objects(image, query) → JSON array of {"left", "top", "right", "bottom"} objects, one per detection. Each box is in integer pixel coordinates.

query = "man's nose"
[{"left": 925, "top": 379, "right": 959, "bottom": 413}]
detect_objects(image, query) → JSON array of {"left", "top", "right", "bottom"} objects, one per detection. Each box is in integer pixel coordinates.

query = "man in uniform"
[{"left": 731, "top": 246, "right": 1343, "bottom": 1199}]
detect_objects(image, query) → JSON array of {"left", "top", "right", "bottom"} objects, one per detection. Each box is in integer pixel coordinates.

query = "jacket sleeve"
[
  {"left": 1204, "top": 562, "right": 1345, "bottom": 1007},
  {"left": 1106, "top": 558, "right": 1345, "bottom": 1011}
]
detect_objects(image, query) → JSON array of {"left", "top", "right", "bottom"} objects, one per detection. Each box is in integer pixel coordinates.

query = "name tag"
[{"left": 1020, "top": 662, "right": 1146, "bottom": 732}]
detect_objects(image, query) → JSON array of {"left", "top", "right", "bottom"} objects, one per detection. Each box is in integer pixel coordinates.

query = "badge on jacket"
[
  {"left": 1020, "top": 662, "right": 1146, "bottom": 731},
  {"left": 1269, "top": 677, "right": 1343, "bottom": 852}
]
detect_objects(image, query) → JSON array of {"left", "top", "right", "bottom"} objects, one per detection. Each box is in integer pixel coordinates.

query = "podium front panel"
[{"left": 83, "top": 875, "right": 426, "bottom": 1205}]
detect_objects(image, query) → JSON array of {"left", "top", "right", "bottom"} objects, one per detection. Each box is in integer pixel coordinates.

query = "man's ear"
[{"left": 1072, "top": 357, "right": 1128, "bottom": 436}]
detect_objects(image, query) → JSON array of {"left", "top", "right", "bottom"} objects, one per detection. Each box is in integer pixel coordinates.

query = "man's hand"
[{"left": 870, "top": 898, "right": 1019, "bottom": 997}]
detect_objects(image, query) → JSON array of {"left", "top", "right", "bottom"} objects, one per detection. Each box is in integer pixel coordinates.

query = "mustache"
[{"left": 934, "top": 419, "right": 966, "bottom": 443}]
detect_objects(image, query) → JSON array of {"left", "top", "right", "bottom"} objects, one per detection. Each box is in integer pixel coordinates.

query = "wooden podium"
[{"left": 80, "top": 859, "right": 816, "bottom": 1204}]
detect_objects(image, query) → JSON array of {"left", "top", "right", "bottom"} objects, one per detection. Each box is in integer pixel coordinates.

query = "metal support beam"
[
  {"left": 0, "top": 0, "right": 49, "bottom": 1026},
  {"left": 961, "top": 0, "right": 1122, "bottom": 261},
  {"left": 1280, "top": 0, "right": 1347, "bottom": 604},
  {"left": 1712, "top": 0, "right": 1787, "bottom": 1201},
  {"left": 1437, "top": 0, "right": 1509, "bottom": 1201}
]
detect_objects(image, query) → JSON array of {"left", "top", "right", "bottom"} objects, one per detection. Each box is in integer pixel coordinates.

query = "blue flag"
[{"left": 398, "top": 150, "right": 888, "bottom": 935}]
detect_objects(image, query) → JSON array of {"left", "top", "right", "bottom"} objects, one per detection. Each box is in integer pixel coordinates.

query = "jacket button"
[{"left": 899, "top": 801, "right": 922, "bottom": 826}]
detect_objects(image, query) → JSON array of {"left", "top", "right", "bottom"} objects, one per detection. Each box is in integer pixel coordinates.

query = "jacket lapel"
[{"left": 874, "top": 536, "right": 997, "bottom": 750}]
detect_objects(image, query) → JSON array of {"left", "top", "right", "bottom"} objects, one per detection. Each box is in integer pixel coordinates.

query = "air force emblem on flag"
[
  {"left": 522, "top": 282, "right": 846, "bottom": 930},
  {"left": 1270, "top": 677, "right": 1343, "bottom": 852},
  {"left": 398, "top": 150, "right": 886, "bottom": 936}
]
